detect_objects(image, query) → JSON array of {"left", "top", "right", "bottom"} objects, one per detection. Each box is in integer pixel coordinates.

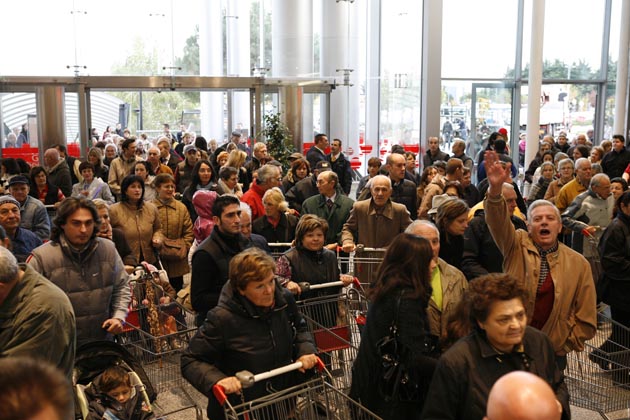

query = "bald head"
[{"left": 485, "top": 371, "right": 561, "bottom": 420}]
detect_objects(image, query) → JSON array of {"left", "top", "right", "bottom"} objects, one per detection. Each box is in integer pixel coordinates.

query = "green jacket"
[
  {"left": 0, "top": 264, "right": 76, "bottom": 379},
  {"left": 302, "top": 193, "right": 354, "bottom": 245}
]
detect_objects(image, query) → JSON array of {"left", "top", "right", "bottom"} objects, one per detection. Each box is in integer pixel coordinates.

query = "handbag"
[
  {"left": 376, "top": 291, "right": 421, "bottom": 402},
  {"left": 159, "top": 238, "right": 187, "bottom": 261}
]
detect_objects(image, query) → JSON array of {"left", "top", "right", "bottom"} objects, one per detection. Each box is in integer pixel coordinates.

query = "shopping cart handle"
[
  {"left": 212, "top": 384, "right": 228, "bottom": 406},
  {"left": 297, "top": 281, "right": 344, "bottom": 292},
  {"left": 235, "top": 358, "right": 323, "bottom": 389},
  {"left": 315, "top": 356, "right": 325, "bottom": 372},
  {"left": 351, "top": 277, "right": 362, "bottom": 288}
]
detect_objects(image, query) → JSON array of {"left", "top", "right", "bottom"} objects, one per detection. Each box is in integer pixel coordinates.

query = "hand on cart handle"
[
  {"left": 212, "top": 356, "right": 323, "bottom": 405},
  {"left": 102, "top": 318, "right": 124, "bottom": 334},
  {"left": 581, "top": 226, "right": 600, "bottom": 238},
  {"left": 340, "top": 274, "right": 354, "bottom": 286},
  {"left": 341, "top": 242, "right": 356, "bottom": 253}
]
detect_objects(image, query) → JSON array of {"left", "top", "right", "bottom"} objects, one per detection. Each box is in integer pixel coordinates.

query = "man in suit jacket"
[
  {"left": 306, "top": 133, "right": 329, "bottom": 169},
  {"left": 302, "top": 171, "right": 354, "bottom": 248},
  {"left": 341, "top": 175, "right": 412, "bottom": 251}
]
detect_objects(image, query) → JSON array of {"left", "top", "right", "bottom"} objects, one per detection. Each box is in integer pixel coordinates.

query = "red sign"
[{"left": 359, "top": 144, "right": 373, "bottom": 154}]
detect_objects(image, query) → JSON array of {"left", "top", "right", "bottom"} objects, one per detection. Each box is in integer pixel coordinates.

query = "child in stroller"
[
  {"left": 74, "top": 341, "right": 157, "bottom": 420},
  {"left": 84, "top": 365, "right": 154, "bottom": 420}
]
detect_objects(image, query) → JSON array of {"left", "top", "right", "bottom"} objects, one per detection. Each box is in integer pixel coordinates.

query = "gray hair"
[
  {"left": 502, "top": 182, "right": 515, "bottom": 192},
  {"left": 575, "top": 157, "right": 590, "bottom": 170},
  {"left": 527, "top": 199, "right": 560, "bottom": 222},
  {"left": 257, "top": 164, "right": 278, "bottom": 185},
  {"left": 92, "top": 199, "right": 110, "bottom": 211},
  {"left": 405, "top": 219, "right": 440, "bottom": 241},
  {"left": 590, "top": 173, "right": 610, "bottom": 188},
  {"left": 0, "top": 246, "right": 19, "bottom": 284},
  {"left": 370, "top": 174, "right": 392, "bottom": 189},
  {"left": 239, "top": 201, "right": 252, "bottom": 219},
  {"left": 554, "top": 152, "right": 569, "bottom": 164},
  {"left": 558, "top": 158, "right": 574, "bottom": 169}
]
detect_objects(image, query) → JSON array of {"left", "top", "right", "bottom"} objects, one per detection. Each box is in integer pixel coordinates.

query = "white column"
[
  {"left": 614, "top": 0, "right": 630, "bottom": 137},
  {"left": 199, "top": 0, "right": 225, "bottom": 143},
  {"left": 227, "top": 0, "right": 251, "bottom": 136},
  {"left": 321, "top": 0, "right": 359, "bottom": 161},
  {"left": 272, "top": 0, "right": 313, "bottom": 147},
  {"left": 420, "top": 0, "right": 442, "bottom": 160},
  {"left": 272, "top": 0, "right": 313, "bottom": 77},
  {"left": 365, "top": 0, "right": 381, "bottom": 169},
  {"left": 525, "top": 0, "right": 545, "bottom": 168}
]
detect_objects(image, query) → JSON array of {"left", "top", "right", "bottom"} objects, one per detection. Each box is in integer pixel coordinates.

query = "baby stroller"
[{"left": 73, "top": 340, "right": 157, "bottom": 420}]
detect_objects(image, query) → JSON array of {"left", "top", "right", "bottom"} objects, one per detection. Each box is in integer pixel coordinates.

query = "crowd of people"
[{"left": 1, "top": 125, "right": 629, "bottom": 420}]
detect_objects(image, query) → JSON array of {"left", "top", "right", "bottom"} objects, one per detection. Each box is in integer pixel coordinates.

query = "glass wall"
[{"left": 379, "top": 1, "right": 423, "bottom": 151}]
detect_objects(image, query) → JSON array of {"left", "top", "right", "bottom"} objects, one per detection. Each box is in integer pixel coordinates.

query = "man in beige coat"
[
  {"left": 341, "top": 175, "right": 412, "bottom": 252},
  {"left": 405, "top": 220, "right": 467, "bottom": 345},
  {"left": 484, "top": 151, "right": 597, "bottom": 369}
]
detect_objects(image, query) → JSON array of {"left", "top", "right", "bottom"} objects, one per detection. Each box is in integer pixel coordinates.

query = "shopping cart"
[
  {"left": 296, "top": 279, "right": 368, "bottom": 392},
  {"left": 212, "top": 359, "right": 382, "bottom": 420},
  {"left": 338, "top": 245, "right": 386, "bottom": 290},
  {"left": 268, "top": 242, "right": 293, "bottom": 259},
  {"left": 118, "top": 263, "right": 203, "bottom": 419},
  {"left": 566, "top": 311, "right": 630, "bottom": 419}
]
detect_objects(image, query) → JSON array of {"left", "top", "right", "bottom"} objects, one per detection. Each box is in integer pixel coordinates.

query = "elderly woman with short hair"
[
  {"left": 182, "top": 247, "right": 318, "bottom": 420},
  {"left": 422, "top": 273, "right": 569, "bottom": 420},
  {"left": 252, "top": 187, "right": 298, "bottom": 244}
]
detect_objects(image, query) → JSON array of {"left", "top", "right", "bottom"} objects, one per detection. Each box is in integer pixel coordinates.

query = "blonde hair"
[
  {"left": 262, "top": 187, "right": 289, "bottom": 212},
  {"left": 226, "top": 150, "right": 247, "bottom": 168}
]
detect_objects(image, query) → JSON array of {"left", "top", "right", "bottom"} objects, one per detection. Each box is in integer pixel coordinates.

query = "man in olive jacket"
[
  {"left": 302, "top": 171, "right": 354, "bottom": 248},
  {"left": 484, "top": 151, "right": 597, "bottom": 368}
]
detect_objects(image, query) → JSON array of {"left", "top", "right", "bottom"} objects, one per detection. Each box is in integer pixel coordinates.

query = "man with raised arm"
[{"left": 483, "top": 150, "right": 596, "bottom": 369}]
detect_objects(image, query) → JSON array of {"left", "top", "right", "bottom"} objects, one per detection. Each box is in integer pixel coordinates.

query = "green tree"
[
  {"left": 259, "top": 112, "right": 292, "bottom": 171},
  {"left": 110, "top": 36, "right": 200, "bottom": 132}
]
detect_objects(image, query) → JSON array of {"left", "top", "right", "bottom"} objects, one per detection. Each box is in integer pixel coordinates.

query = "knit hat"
[{"left": 0, "top": 195, "right": 20, "bottom": 208}]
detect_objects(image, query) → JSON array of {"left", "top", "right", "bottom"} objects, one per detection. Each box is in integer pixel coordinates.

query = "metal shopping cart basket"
[
  {"left": 296, "top": 279, "right": 369, "bottom": 392},
  {"left": 566, "top": 311, "right": 630, "bottom": 419},
  {"left": 268, "top": 242, "right": 293, "bottom": 259},
  {"left": 118, "top": 263, "right": 203, "bottom": 419},
  {"left": 338, "top": 245, "right": 386, "bottom": 290},
  {"left": 213, "top": 359, "right": 382, "bottom": 420}
]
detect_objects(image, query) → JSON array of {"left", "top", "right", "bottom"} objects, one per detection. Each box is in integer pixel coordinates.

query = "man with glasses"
[{"left": 28, "top": 197, "right": 130, "bottom": 346}]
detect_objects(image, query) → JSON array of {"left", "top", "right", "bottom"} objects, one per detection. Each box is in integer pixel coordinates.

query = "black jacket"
[
  {"left": 601, "top": 148, "right": 630, "bottom": 179},
  {"left": 286, "top": 175, "right": 319, "bottom": 213},
  {"left": 350, "top": 288, "right": 437, "bottom": 419},
  {"left": 327, "top": 153, "right": 353, "bottom": 195},
  {"left": 391, "top": 179, "right": 418, "bottom": 220},
  {"left": 461, "top": 210, "right": 527, "bottom": 281},
  {"left": 252, "top": 212, "right": 298, "bottom": 244},
  {"left": 181, "top": 283, "right": 316, "bottom": 420},
  {"left": 190, "top": 226, "right": 249, "bottom": 325},
  {"left": 421, "top": 327, "right": 569, "bottom": 420},
  {"left": 599, "top": 211, "right": 630, "bottom": 309},
  {"left": 422, "top": 150, "right": 450, "bottom": 169}
]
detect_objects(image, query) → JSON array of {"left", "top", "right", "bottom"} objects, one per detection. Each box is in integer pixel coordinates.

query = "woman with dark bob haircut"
[
  {"left": 282, "top": 158, "right": 310, "bottom": 192},
  {"left": 109, "top": 174, "right": 164, "bottom": 264},
  {"left": 435, "top": 198, "right": 469, "bottom": 270},
  {"left": 182, "top": 247, "right": 318, "bottom": 420},
  {"left": 182, "top": 159, "right": 218, "bottom": 222},
  {"left": 350, "top": 233, "right": 438, "bottom": 419},
  {"left": 422, "top": 273, "right": 569, "bottom": 420}
]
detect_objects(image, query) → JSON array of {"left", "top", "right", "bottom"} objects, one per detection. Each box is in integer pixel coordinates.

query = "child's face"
[{"left": 107, "top": 384, "right": 132, "bottom": 404}]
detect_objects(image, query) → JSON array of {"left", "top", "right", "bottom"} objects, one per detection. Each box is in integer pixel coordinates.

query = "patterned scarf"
[{"left": 534, "top": 242, "right": 558, "bottom": 291}]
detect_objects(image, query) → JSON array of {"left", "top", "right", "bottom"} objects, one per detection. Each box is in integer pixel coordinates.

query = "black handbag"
[{"left": 376, "top": 291, "right": 421, "bottom": 402}]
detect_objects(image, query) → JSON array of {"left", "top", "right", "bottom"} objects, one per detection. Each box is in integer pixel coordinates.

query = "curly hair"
[
  {"left": 467, "top": 273, "right": 529, "bottom": 325},
  {"left": 51, "top": 197, "right": 102, "bottom": 243}
]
